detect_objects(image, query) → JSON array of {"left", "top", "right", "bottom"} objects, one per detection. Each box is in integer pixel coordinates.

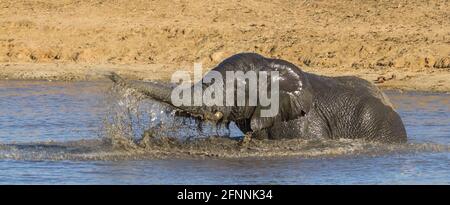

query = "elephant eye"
[{"left": 300, "top": 110, "right": 306, "bottom": 117}]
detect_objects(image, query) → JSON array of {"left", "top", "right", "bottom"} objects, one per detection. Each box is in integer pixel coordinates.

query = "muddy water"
[{"left": 0, "top": 81, "right": 449, "bottom": 184}]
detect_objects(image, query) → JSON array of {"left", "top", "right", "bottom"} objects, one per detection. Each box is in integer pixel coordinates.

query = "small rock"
[
  {"left": 434, "top": 57, "right": 450, "bottom": 69},
  {"left": 374, "top": 74, "right": 396, "bottom": 84}
]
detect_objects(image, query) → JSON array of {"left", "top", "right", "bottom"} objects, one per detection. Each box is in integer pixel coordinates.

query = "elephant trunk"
[
  {"left": 107, "top": 72, "right": 210, "bottom": 119},
  {"left": 127, "top": 80, "right": 174, "bottom": 103}
]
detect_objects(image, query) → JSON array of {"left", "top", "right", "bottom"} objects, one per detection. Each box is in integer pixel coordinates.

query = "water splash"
[{"left": 100, "top": 84, "right": 239, "bottom": 148}]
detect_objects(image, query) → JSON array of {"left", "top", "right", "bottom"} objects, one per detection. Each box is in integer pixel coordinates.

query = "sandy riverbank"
[
  {"left": 1, "top": 62, "right": 450, "bottom": 92},
  {"left": 0, "top": 0, "right": 449, "bottom": 91}
]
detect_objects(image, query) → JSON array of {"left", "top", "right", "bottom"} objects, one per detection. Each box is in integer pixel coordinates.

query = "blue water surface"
[{"left": 0, "top": 81, "right": 448, "bottom": 184}]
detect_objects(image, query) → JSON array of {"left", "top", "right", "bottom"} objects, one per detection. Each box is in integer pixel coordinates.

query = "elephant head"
[{"left": 107, "top": 53, "right": 314, "bottom": 138}]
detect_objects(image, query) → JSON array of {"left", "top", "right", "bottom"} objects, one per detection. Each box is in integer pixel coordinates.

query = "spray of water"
[{"left": 100, "top": 83, "right": 244, "bottom": 154}]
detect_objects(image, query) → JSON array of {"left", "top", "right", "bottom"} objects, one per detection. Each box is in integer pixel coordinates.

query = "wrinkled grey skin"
[{"left": 108, "top": 53, "right": 407, "bottom": 143}]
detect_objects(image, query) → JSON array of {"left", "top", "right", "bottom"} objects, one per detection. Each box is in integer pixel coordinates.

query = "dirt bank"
[{"left": 0, "top": 0, "right": 449, "bottom": 91}]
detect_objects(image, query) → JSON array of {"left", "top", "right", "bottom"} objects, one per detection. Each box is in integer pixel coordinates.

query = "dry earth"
[{"left": 0, "top": 0, "right": 449, "bottom": 91}]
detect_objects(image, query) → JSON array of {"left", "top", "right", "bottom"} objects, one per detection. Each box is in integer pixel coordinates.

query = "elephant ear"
[
  {"left": 250, "top": 91, "right": 310, "bottom": 132},
  {"left": 278, "top": 91, "right": 310, "bottom": 121},
  {"left": 250, "top": 106, "right": 275, "bottom": 132}
]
